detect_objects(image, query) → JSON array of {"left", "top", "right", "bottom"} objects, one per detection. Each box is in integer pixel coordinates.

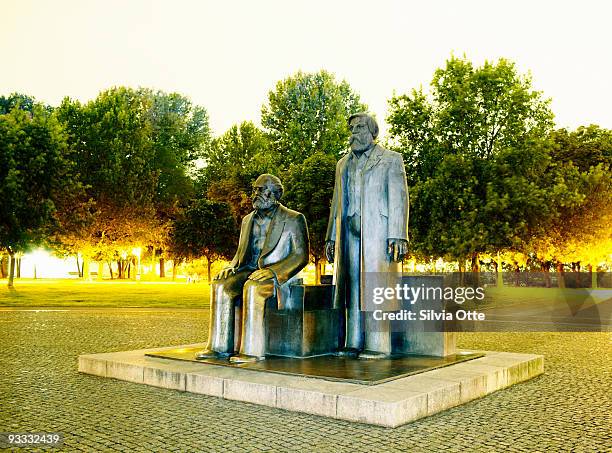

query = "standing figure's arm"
[
  {"left": 325, "top": 163, "right": 341, "bottom": 262},
  {"left": 386, "top": 153, "right": 410, "bottom": 262}
]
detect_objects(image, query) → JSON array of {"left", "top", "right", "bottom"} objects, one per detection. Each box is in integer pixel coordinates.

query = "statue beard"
[
  {"left": 253, "top": 195, "right": 277, "bottom": 211},
  {"left": 350, "top": 132, "right": 373, "bottom": 153}
]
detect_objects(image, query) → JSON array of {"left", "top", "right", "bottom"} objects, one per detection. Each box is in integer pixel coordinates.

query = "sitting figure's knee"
[{"left": 243, "top": 278, "right": 274, "bottom": 303}]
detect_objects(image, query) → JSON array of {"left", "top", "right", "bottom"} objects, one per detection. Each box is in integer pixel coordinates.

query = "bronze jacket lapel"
[
  {"left": 235, "top": 212, "right": 254, "bottom": 267},
  {"left": 259, "top": 205, "right": 287, "bottom": 262},
  {"left": 364, "top": 144, "right": 384, "bottom": 172}
]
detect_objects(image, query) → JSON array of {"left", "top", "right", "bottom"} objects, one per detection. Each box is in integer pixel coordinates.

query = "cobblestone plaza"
[{"left": 1, "top": 307, "right": 609, "bottom": 452}]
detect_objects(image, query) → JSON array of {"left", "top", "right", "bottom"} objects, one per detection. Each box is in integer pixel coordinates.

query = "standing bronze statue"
[
  {"left": 325, "top": 113, "right": 409, "bottom": 359},
  {"left": 196, "top": 174, "right": 309, "bottom": 363}
]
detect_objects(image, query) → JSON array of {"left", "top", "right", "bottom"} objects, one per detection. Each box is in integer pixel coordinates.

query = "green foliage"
[
  {"left": 0, "top": 105, "right": 86, "bottom": 257},
  {"left": 199, "top": 121, "right": 274, "bottom": 186},
  {"left": 283, "top": 152, "right": 337, "bottom": 264},
  {"left": 0, "top": 93, "right": 40, "bottom": 114},
  {"left": 146, "top": 89, "right": 211, "bottom": 203},
  {"left": 387, "top": 56, "right": 554, "bottom": 185},
  {"left": 201, "top": 121, "right": 278, "bottom": 223},
  {"left": 387, "top": 56, "right": 557, "bottom": 262},
  {"left": 170, "top": 198, "right": 236, "bottom": 280},
  {"left": 57, "top": 88, "right": 157, "bottom": 207},
  {"left": 171, "top": 198, "right": 235, "bottom": 260},
  {"left": 261, "top": 70, "right": 366, "bottom": 166},
  {"left": 410, "top": 143, "right": 557, "bottom": 260},
  {"left": 54, "top": 87, "right": 212, "bottom": 266},
  {"left": 549, "top": 125, "right": 612, "bottom": 173},
  {"left": 531, "top": 161, "right": 612, "bottom": 266}
]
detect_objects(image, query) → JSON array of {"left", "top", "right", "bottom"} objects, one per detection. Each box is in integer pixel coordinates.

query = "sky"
[{"left": 2, "top": 0, "right": 611, "bottom": 137}]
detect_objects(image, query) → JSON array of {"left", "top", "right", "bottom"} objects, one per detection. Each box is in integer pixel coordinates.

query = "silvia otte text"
[{"left": 371, "top": 309, "right": 485, "bottom": 321}]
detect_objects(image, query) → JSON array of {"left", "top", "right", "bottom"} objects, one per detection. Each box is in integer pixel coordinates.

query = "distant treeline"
[{"left": 1, "top": 56, "right": 611, "bottom": 287}]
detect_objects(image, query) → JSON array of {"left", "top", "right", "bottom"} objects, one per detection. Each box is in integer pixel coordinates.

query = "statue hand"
[
  {"left": 214, "top": 267, "right": 236, "bottom": 281},
  {"left": 387, "top": 238, "right": 409, "bottom": 263},
  {"left": 325, "top": 240, "right": 335, "bottom": 263},
  {"left": 248, "top": 268, "right": 275, "bottom": 282}
]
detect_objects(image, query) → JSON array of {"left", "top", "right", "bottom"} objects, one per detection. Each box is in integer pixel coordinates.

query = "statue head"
[
  {"left": 252, "top": 174, "right": 283, "bottom": 211},
  {"left": 348, "top": 112, "right": 379, "bottom": 153}
]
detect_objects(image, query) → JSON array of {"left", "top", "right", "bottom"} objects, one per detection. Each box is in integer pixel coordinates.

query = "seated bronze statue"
[{"left": 196, "top": 174, "right": 309, "bottom": 363}]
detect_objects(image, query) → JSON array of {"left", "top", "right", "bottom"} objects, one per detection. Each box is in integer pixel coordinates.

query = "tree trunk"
[
  {"left": 76, "top": 255, "right": 82, "bottom": 278},
  {"left": 97, "top": 262, "right": 104, "bottom": 281},
  {"left": 496, "top": 253, "right": 503, "bottom": 288},
  {"left": 82, "top": 259, "right": 90, "bottom": 281},
  {"left": 172, "top": 261, "right": 177, "bottom": 281},
  {"left": 458, "top": 260, "right": 465, "bottom": 286},
  {"left": 107, "top": 261, "right": 114, "bottom": 280},
  {"left": 588, "top": 264, "right": 598, "bottom": 289},
  {"left": 16, "top": 257, "right": 21, "bottom": 278},
  {"left": 127, "top": 261, "right": 131, "bottom": 279},
  {"left": 207, "top": 256, "right": 212, "bottom": 283},
  {"left": 314, "top": 257, "right": 321, "bottom": 284},
  {"left": 159, "top": 257, "right": 165, "bottom": 278},
  {"left": 542, "top": 262, "right": 551, "bottom": 288},
  {"left": 8, "top": 253, "right": 16, "bottom": 288},
  {"left": 0, "top": 255, "right": 6, "bottom": 278},
  {"left": 556, "top": 262, "right": 565, "bottom": 288},
  {"left": 514, "top": 263, "right": 520, "bottom": 287},
  {"left": 470, "top": 253, "right": 479, "bottom": 272},
  {"left": 117, "top": 260, "right": 123, "bottom": 279}
]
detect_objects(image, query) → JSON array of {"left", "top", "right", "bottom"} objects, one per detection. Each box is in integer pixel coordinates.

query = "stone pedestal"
[
  {"left": 267, "top": 284, "right": 340, "bottom": 358},
  {"left": 79, "top": 344, "right": 544, "bottom": 428},
  {"left": 393, "top": 275, "right": 457, "bottom": 357}
]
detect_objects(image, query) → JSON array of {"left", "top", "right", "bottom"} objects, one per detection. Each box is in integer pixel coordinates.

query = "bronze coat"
[
  {"left": 326, "top": 144, "right": 409, "bottom": 310},
  {"left": 229, "top": 203, "right": 310, "bottom": 308}
]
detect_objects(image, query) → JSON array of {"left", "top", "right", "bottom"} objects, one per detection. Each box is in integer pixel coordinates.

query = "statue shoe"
[
  {"left": 358, "top": 350, "right": 391, "bottom": 360},
  {"left": 334, "top": 347, "right": 361, "bottom": 359},
  {"left": 229, "top": 354, "right": 265, "bottom": 364},
  {"left": 195, "top": 349, "right": 231, "bottom": 360}
]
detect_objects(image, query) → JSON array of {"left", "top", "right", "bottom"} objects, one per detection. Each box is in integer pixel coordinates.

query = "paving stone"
[{"left": 0, "top": 307, "right": 608, "bottom": 451}]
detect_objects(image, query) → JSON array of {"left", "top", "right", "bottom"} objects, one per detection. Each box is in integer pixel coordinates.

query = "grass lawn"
[
  {"left": 0, "top": 279, "right": 210, "bottom": 308},
  {"left": 1, "top": 279, "right": 610, "bottom": 311},
  {"left": 475, "top": 286, "right": 612, "bottom": 308}
]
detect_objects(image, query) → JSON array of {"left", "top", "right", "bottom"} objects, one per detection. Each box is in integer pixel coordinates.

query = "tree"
[
  {"left": 387, "top": 56, "right": 555, "bottom": 267},
  {"left": 170, "top": 198, "right": 236, "bottom": 281},
  {"left": 0, "top": 104, "right": 85, "bottom": 286},
  {"left": 526, "top": 126, "right": 612, "bottom": 287},
  {"left": 283, "top": 152, "right": 337, "bottom": 282},
  {"left": 201, "top": 122, "right": 278, "bottom": 225},
  {"left": 0, "top": 93, "right": 40, "bottom": 114},
  {"left": 55, "top": 87, "right": 211, "bottom": 278},
  {"left": 54, "top": 88, "right": 157, "bottom": 278},
  {"left": 387, "top": 56, "right": 554, "bottom": 185},
  {"left": 417, "top": 143, "right": 568, "bottom": 265},
  {"left": 145, "top": 89, "right": 211, "bottom": 204},
  {"left": 530, "top": 162, "right": 612, "bottom": 287},
  {"left": 145, "top": 89, "right": 212, "bottom": 277},
  {"left": 200, "top": 121, "right": 273, "bottom": 185},
  {"left": 549, "top": 125, "right": 612, "bottom": 173},
  {"left": 261, "top": 70, "right": 366, "bottom": 167}
]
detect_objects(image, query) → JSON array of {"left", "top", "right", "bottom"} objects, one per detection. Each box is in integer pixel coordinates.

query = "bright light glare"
[{"left": 22, "top": 249, "right": 73, "bottom": 278}]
